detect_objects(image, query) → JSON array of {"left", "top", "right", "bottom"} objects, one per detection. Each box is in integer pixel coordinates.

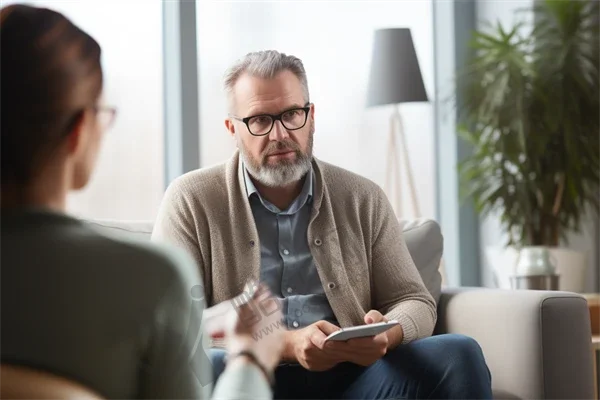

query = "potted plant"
[{"left": 456, "top": 0, "right": 599, "bottom": 291}]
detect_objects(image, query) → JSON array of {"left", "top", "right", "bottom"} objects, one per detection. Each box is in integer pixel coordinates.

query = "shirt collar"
[{"left": 243, "top": 164, "right": 260, "bottom": 199}]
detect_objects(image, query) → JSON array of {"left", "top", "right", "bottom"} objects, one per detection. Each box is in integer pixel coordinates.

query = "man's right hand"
[{"left": 284, "top": 320, "right": 342, "bottom": 371}]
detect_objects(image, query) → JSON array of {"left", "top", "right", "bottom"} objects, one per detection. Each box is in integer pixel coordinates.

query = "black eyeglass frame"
[{"left": 229, "top": 102, "right": 311, "bottom": 136}]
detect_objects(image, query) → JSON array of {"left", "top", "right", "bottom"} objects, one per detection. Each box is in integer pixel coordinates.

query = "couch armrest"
[{"left": 435, "top": 287, "right": 595, "bottom": 399}]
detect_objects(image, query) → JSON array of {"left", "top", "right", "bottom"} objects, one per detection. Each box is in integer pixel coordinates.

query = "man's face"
[{"left": 225, "top": 70, "right": 315, "bottom": 187}]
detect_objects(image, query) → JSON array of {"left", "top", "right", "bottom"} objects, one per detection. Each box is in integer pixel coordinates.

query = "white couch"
[{"left": 86, "top": 218, "right": 595, "bottom": 399}]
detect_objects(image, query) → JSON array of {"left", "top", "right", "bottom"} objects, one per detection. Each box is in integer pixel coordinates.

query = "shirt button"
[
  {"left": 286, "top": 287, "right": 293, "bottom": 294},
  {"left": 283, "top": 249, "right": 290, "bottom": 255},
  {"left": 292, "top": 321, "right": 299, "bottom": 328},
  {"left": 314, "top": 239, "right": 322, "bottom": 246},
  {"left": 328, "top": 282, "right": 336, "bottom": 289}
]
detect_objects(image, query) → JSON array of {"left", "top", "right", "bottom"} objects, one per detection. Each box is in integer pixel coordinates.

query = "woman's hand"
[{"left": 204, "top": 281, "right": 285, "bottom": 373}]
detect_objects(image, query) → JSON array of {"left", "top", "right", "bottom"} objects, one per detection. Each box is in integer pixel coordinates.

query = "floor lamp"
[{"left": 366, "top": 28, "right": 428, "bottom": 219}]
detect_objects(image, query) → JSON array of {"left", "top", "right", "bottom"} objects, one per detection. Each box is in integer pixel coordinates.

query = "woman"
[{"left": 0, "top": 4, "right": 283, "bottom": 399}]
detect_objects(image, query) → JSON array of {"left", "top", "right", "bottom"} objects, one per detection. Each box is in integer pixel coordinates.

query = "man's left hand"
[{"left": 321, "top": 310, "right": 390, "bottom": 367}]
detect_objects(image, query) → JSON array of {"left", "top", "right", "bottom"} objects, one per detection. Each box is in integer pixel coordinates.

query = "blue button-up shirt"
[{"left": 243, "top": 165, "right": 338, "bottom": 329}]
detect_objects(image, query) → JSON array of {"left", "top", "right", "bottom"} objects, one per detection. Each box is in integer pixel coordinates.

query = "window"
[
  {"left": 5, "top": 0, "right": 165, "bottom": 220},
  {"left": 197, "top": 1, "right": 436, "bottom": 218}
]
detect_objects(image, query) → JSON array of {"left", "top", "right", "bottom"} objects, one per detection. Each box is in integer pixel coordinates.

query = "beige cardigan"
[{"left": 152, "top": 151, "right": 437, "bottom": 344}]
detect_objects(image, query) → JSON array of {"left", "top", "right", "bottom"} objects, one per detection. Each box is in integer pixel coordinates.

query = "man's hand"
[
  {"left": 324, "top": 331, "right": 388, "bottom": 367},
  {"left": 364, "top": 309, "right": 404, "bottom": 349},
  {"left": 284, "top": 320, "right": 343, "bottom": 371},
  {"left": 323, "top": 310, "right": 402, "bottom": 367}
]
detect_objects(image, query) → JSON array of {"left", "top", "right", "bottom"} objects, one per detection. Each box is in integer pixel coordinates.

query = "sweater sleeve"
[
  {"left": 212, "top": 362, "right": 272, "bottom": 400},
  {"left": 370, "top": 187, "right": 437, "bottom": 344},
  {"left": 140, "top": 249, "right": 272, "bottom": 400},
  {"left": 152, "top": 178, "right": 206, "bottom": 290},
  {"left": 138, "top": 250, "right": 209, "bottom": 399}
]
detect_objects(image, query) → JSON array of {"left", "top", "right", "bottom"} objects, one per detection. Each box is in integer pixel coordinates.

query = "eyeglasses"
[
  {"left": 93, "top": 106, "right": 117, "bottom": 131},
  {"left": 230, "top": 103, "right": 311, "bottom": 136},
  {"left": 63, "top": 105, "right": 118, "bottom": 135}
]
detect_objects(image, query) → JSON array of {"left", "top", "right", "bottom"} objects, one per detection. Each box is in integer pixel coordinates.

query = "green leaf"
[{"left": 453, "top": 0, "right": 599, "bottom": 247}]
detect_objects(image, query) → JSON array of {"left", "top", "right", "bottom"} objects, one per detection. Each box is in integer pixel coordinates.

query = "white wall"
[
  {"left": 477, "top": 0, "right": 599, "bottom": 292},
  {"left": 565, "top": 211, "right": 600, "bottom": 293},
  {"left": 3, "top": 0, "right": 165, "bottom": 221},
  {"left": 197, "top": 0, "right": 436, "bottom": 220}
]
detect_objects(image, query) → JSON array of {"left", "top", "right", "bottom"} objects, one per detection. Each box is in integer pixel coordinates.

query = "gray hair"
[{"left": 223, "top": 50, "right": 310, "bottom": 111}]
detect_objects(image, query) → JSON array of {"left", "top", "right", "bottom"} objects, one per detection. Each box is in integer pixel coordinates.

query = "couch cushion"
[
  {"left": 399, "top": 219, "right": 443, "bottom": 304},
  {"left": 492, "top": 389, "right": 521, "bottom": 399},
  {"left": 85, "top": 218, "right": 444, "bottom": 303},
  {"left": 85, "top": 220, "right": 154, "bottom": 242}
]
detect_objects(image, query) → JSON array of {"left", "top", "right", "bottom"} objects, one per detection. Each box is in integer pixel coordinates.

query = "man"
[{"left": 152, "top": 50, "right": 492, "bottom": 399}]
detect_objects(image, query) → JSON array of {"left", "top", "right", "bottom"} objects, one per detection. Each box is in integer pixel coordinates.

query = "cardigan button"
[
  {"left": 314, "top": 238, "right": 322, "bottom": 246},
  {"left": 328, "top": 282, "right": 336, "bottom": 289},
  {"left": 249, "top": 240, "right": 255, "bottom": 247}
]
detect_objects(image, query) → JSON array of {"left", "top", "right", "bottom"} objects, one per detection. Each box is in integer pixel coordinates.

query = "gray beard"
[
  {"left": 240, "top": 147, "right": 312, "bottom": 187},
  {"left": 238, "top": 131, "right": 314, "bottom": 188}
]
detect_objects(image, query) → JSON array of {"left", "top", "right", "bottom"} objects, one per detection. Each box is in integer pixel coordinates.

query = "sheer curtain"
[
  {"left": 197, "top": 0, "right": 436, "bottom": 219},
  {"left": 3, "top": 0, "right": 165, "bottom": 220}
]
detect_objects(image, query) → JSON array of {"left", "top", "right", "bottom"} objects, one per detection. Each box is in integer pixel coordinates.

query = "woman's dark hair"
[{"left": 1, "top": 4, "right": 103, "bottom": 186}]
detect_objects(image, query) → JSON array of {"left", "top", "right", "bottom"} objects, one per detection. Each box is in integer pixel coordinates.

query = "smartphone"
[{"left": 325, "top": 320, "right": 400, "bottom": 342}]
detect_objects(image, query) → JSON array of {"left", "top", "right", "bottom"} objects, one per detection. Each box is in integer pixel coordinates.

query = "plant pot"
[
  {"left": 510, "top": 274, "right": 560, "bottom": 290},
  {"left": 509, "top": 246, "right": 560, "bottom": 290},
  {"left": 486, "top": 246, "right": 588, "bottom": 292}
]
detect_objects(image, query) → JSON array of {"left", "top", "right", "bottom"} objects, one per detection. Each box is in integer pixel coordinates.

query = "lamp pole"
[{"left": 384, "top": 104, "right": 421, "bottom": 219}]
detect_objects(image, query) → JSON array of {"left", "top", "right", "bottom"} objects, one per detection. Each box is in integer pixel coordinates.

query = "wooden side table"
[
  {"left": 587, "top": 294, "right": 600, "bottom": 399},
  {"left": 585, "top": 294, "right": 600, "bottom": 336},
  {"left": 593, "top": 336, "right": 600, "bottom": 400}
]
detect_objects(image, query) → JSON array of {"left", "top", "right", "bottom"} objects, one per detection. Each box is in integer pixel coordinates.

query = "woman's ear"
[{"left": 67, "top": 112, "right": 86, "bottom": 154}]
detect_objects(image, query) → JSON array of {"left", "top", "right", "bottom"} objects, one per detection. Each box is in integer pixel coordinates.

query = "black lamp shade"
[{"left": 366, "top": 28, "right": 428, "bottom": 107}]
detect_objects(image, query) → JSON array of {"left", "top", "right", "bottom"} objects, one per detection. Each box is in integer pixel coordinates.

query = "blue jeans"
[{"left": 209, "top": 333, "right": 492, "bottom": 399}]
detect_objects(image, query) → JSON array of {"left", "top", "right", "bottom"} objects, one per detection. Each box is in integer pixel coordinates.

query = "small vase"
[
  {"left": 511, "top": 246, "right": 560, "bottom": 290},
  {"left": 516, "top": 246, "right": 557, "bottom": 276}
]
